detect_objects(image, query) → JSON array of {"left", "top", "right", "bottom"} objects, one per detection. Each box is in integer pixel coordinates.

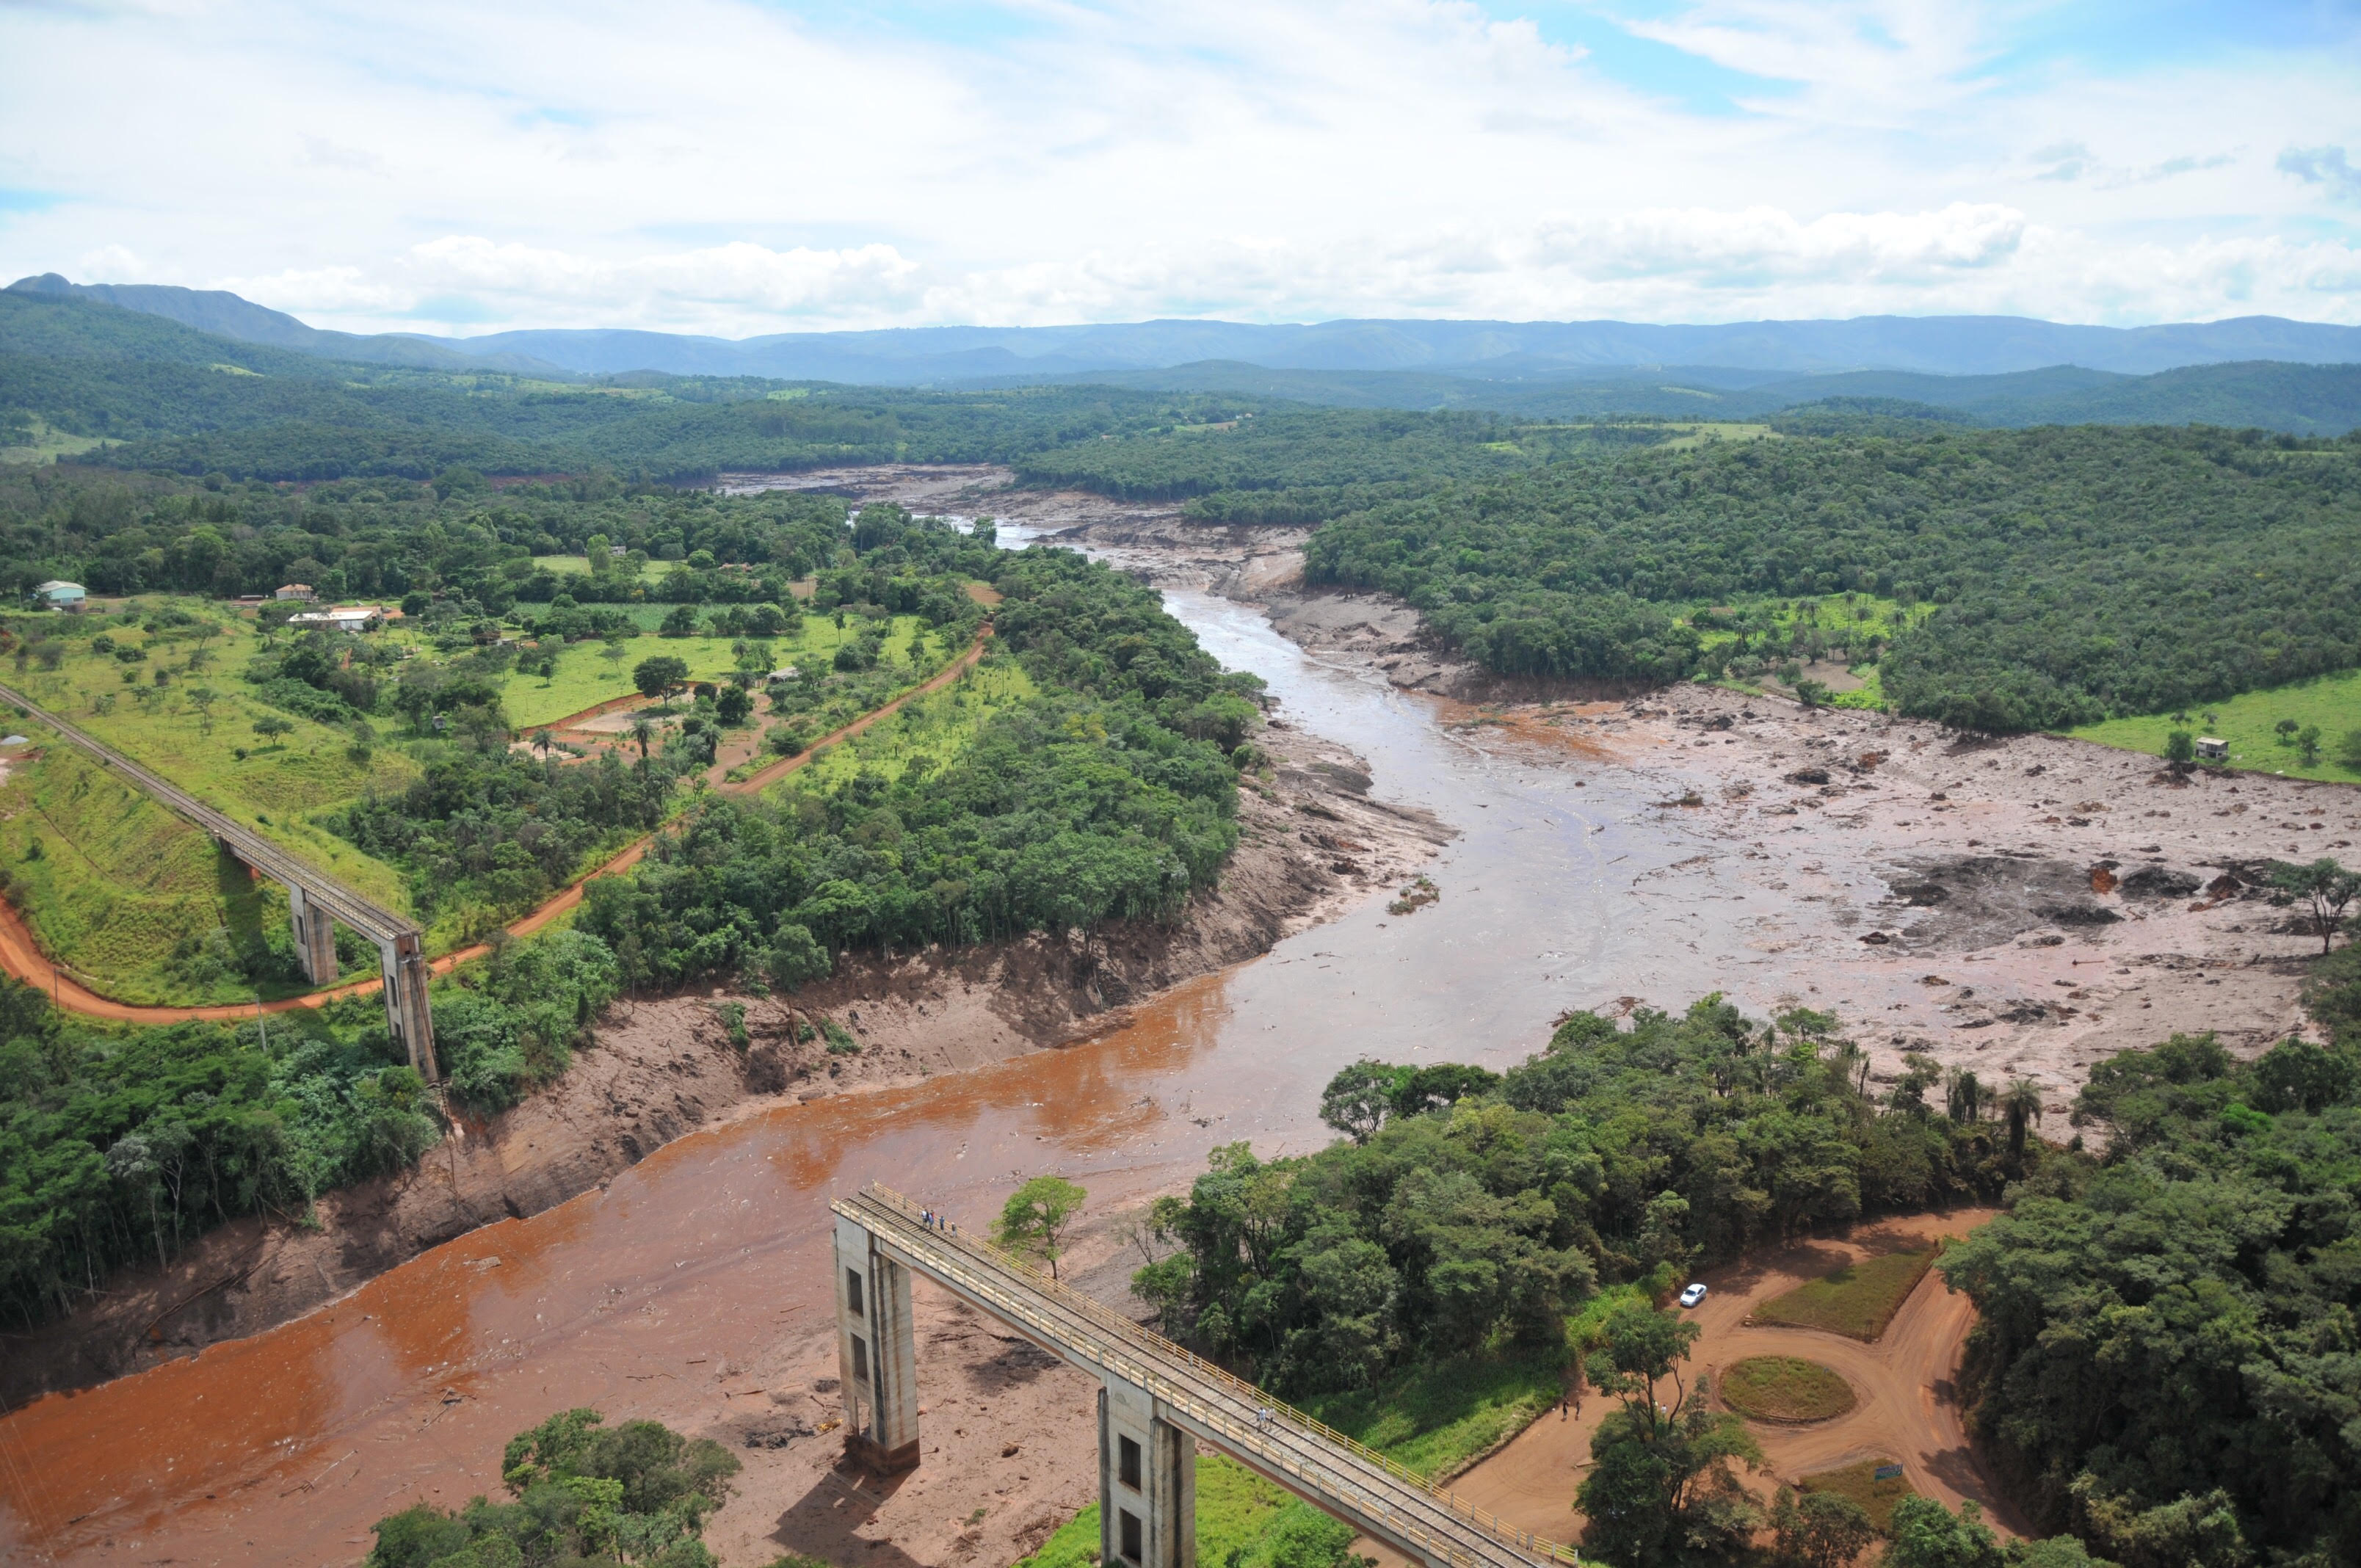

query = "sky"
[{"left": 3, "top": 0, "right": 2360, "bottom": 338}]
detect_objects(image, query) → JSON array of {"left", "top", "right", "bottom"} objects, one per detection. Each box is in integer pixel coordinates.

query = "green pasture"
[
  {"left": 1750, "top": 1246, "right": 1942, "bottom": 1342},
  {"left": 1015, "top": 1451, "right": 1352, "bottom": 1568},
  {"left": 6, "top": 606, "right": 418, "bottom": 913},
  {"left": 2068, "top": 666, "right": 2361, "bottom": 784},
  {"left": 764, "top": 651, "right": 1033, "bottom": 799},
  {"left": 501, "top": 613, "right": 874, "bottom": 730},
  {"left": 529, "top": 553, "right": 673, "bottom": 585}
]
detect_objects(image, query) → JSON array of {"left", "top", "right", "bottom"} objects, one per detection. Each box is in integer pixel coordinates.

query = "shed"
[
  {"left": 32, "top": 579, "right": 84, "bottom": 607},
  {"left": 2195, "top": 736, "right": 2230, "bottom": 761},
  {"left": 275, "top": 583, "right": 316, "bottom": 601}
]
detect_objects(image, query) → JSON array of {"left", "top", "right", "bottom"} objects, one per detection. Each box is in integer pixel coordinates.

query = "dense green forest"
[
  {"left": 578, "top": 542, "right": 1258, "bottom": 987},
  {"left": 0, "top": 288, "right": 1264, "bottom": 484},
  {"left": 1940, "top": 945, "right": 2361, "bottom": 1568},
  {"left": 0, "top": 930, "right": 619, "bottom": 1326},
  {"left": 1134, "top": 1000, "right": 2031, "bottom": 1398},
  {"left": 1301, "top": 424, "right": 2361, "bottom": 730}
]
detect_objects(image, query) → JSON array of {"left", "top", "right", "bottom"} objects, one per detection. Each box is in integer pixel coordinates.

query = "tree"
[
  {"left": 659, "top": 603, "right": 700, "bottom": 638},
  {"left": 251, "top": 714, "right": 294, "bottom": 745},
  {"left": 2164, "top": 730, "right": 2195, "bottom": 764},
  {"left": 1578, "top": 1361, "right": 1762, "bottom": 1567},
  {"left": 634, "top": 656, "right": 689, "bottom": 709},
  {"left": 2271, "top": 857, "right": 2359, "bottom": 954},
  {"left": 630, "top": 716, "right": 656, "bottom": 760},
  {"left": 1770, "top": 1486, "right": 1875, "bottom": 1568},
  {"left": 1794, "top": 678, "right": 1830, "bottom": 709},
  {"left": 186, "top": 684, "right": 217, "bottom": 736},
  {"left": 762, "top": 923, "right": 830, "bottom": 993},
  {"left": 1319, "top": 1059, "right": 1399, "bottom": 1143},
  {"left": 993, "top": 1176, "right": 1087, "bottom": 1280},
  {"left": 2338, "top": 729, "right": 2361, "bottom": 774},
  {"left": 2295, "top": 725, "right": 2322, "bottom": 766},
  {"left": 715, "top": 684, "right": 752, "bottom": 726},
  {"left": 1882, "top": 1496, "right": 2004, "bottom": 1568},
  {"left": 1999, "top": 1078, "right": 2044, "bottom": 1159},
  {"left": 2274, "top": 718, "right": 2299, "bottom": 745}
]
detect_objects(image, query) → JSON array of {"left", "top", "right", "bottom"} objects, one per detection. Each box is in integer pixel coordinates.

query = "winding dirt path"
[
  {"left": 0, "top": 628, "right": 992, "bottom": 1026},
  {"left": 1442, "top": 1210, "right": 2017, "bottom": 1547}
]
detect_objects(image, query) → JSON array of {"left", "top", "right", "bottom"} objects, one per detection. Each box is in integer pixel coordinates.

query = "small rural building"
[
  {"left": 32, "top": 580, "right": 85, "bottom": 608},
  {"left": 766, "top": 666, "right": 802, "bottom": 684},
  {"left": 289, "top": 606, "right": 388, "bottom": 632},
  {"left": 275, "top": 583, "right": 316, "bottom": 601},
  {"left": 2196, "top": 737, "right": 2230, "bottom": 761}
]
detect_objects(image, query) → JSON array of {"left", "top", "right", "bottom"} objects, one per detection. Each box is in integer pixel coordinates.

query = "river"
[{"left": 0, "top": 568, "right": 1799, "bottom": 1565}]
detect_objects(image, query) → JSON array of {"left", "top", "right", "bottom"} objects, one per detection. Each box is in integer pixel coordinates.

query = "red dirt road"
[
  {"left": 1444, "top": 1211, "right": 2014, "bottom": 1547},
  {"left": 0, "top": 628, "right": 991, "bottom": 1026}
]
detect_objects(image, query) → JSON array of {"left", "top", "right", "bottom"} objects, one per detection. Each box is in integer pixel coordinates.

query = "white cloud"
[{"left": 1, "top": 0, "right": 2358, "bottom": 333}]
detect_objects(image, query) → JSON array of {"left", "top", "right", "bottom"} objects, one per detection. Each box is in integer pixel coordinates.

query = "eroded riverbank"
[{"left": 3, "top": 465, "right": 2346, "bottom": 1566}]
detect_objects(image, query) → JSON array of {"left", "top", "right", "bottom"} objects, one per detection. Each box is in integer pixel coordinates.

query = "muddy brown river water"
[
  {"left": 0, "top": 578, "right": 1856, "bottom": 1564},
  {"left": 28, "top": 489, "right": 2296, "bottom": 1565}
]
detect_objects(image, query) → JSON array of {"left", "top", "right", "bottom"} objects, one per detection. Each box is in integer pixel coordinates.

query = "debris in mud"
[
  {"left": 1388, "top": 875, "right": 1440, "bottom": 916},
  {"left": 2119, "top": 865, "right": 2202, "bottom": 900},
  {"left": 1787, "top": 766, "right": 1832, "bottom": 785},
  {"left": 1887, "top": 854, "right": 2125, "bottom": 949},
  {"left": 1860, "top": 932, "right": 1893, "bottom": 945}
]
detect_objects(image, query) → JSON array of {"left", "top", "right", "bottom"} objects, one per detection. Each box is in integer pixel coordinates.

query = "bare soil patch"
[{"left": 1722, "top": 1357, "right": 1858, "bottom": 1423}]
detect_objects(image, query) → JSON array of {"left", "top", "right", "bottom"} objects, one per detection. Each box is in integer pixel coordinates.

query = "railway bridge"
[
  {"left": 0, "top": 682, "right": 438, "bottom": 1079},
  {"left": 830, "top": 1184, "right": 1578, "bottom": 1568}
]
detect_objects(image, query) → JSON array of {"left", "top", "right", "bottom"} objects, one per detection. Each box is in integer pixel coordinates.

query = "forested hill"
[
  {"left": 0, "top": 289, "right": 1272, "bottom": 482},
  {"left": 1304, "top": 424, "right": 2361, "bottom": 732}
]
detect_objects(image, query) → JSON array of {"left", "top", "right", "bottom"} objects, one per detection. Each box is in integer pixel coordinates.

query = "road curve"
[
  {"left": 1443, "top": 1211, "right": 2018, "bottom": 1548},
  {"left": 0, "top": 627, "right": 992, "bottom": 1024}
]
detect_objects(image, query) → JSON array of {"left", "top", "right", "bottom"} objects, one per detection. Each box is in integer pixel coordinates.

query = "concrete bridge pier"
[
  {"left": 1099, "top": 1376, "right": 1196, "bottom": 1568},
  {"left": 288, "top": 884, "right": 338, "bottom": 984},
  {"left": 377, "top": 932, "right": 439, "bottom": 1082},
  {"left": 834, "top": 1213, "right": 921, "bottom": 1470}
]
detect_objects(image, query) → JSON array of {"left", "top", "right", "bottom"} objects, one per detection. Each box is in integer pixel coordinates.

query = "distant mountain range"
[
  {"left": 6, "top": 271, "right": 2360, "bottom": 438},
  {"left": 12, "top": 270, "right": 2361, "bottom": 383}
]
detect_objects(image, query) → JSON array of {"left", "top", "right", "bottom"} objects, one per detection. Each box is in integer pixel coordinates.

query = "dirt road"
[
  {"left": 0, "top": 627, "right": 991, "bottom": 1024},
  {"left": 1446, "top": 1211, "right": 2013, "bottom": 1545}
]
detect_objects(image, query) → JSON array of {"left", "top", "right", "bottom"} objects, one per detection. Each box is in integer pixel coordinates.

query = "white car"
[{"left": 1678, "top": 1282, "right": 1708, "bottom": 1309}]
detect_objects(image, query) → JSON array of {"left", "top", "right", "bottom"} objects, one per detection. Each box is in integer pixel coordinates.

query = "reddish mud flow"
[{"left": 1, "top": 595, "right": 1989, "bottom": 1564}]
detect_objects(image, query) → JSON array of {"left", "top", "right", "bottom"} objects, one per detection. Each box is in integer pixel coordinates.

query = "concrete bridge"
[
  {"left": 830, "top": 1184, "right": 1579, "bottom": 1568},
  {"left": 0, "top": 681, "right": 438, "bottom": 1079}
]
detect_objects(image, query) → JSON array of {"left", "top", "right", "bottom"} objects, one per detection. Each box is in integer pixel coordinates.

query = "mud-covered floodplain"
[{"left": 1, "top": 465, "right": 2349, "bottom": 1567}]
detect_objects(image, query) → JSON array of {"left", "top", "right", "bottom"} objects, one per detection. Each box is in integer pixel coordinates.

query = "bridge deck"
[
  {"left": 835, "top": 1185, "right": 1578, "bottom": 1568},
  {"left": 0, "top": 680, "right": 416, "bottom": 942}
]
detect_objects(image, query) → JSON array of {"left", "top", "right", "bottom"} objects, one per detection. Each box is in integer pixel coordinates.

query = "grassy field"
[
  {"left": 500, "top": 614, "right": 881, "bottom": 730},
  {"left": 0, "top": 415, "right": 113, "bottom": 465},
  {"left": 1720, "top": 1356, "right": 1857, "bottom": 1423},
  {"left": 1297, "top": 1347, "right": 1567, "bottom": 1482},
  {"left": 1014, "top": 1451, "right": 1351, "bottom": 1568},
  {"left": 0, "top": 744, "right": 320, "bottom": 1004},
  {"left": 764, "top": 649, "right": 1034, "bottom": 799},
  {"left": 1750, "top": 1246, "right": 1942, "bottom": 1342},
  {"left": 1799, "top": 1457, "right": 1918, "bottom": 1533},
  {"left": 7, "top": 606, "right": 419, "bottom": 908},
  {"left": 2069, "top": 666, "right": 2361, "bottom": 785},
  {"left": 530, "top": 553, "right": 673, "bottom": 585}
]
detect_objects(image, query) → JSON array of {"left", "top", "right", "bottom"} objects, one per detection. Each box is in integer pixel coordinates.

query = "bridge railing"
[{"left": 844, "top": 1183, "right": 1578, "bottom": 1567}]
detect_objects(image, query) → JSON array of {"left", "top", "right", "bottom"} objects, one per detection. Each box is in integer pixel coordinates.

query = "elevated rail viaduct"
[
  {"left": 831, "top": 1184, "right": 1578, "bottom": 1568},
  {"left": 0, "top": 680, "right": 438, "bottom": 1079}
]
